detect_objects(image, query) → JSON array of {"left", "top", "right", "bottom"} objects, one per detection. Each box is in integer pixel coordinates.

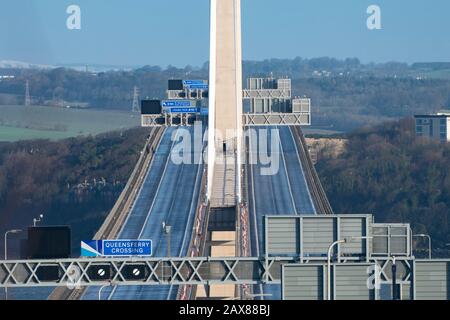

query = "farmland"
[{"left": 0, "top": 105, "right": 140, "bottom": 141}]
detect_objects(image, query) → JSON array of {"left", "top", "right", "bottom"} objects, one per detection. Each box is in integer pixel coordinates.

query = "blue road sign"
[
  {"left": 183, "top": 80, "right": 204, "bottom": 85},
  {"left": 183, "top": 80, "right": 209, "bottom": 90},
  {"left": 188, "top": 84, "right": 209, "bottom": 90},
  {"left": 81, "top": 240, "right": 102, "bottom": 257},
  {"left": 162, "top": 100, "right": 192, "bottom": 107},
  {"left": 81, "top": 240, "right": 152, "bottom": 257},
  {"left": 103, "top": 240, "right": 152, "bottom": 257},
  {"left": 169, "top": 107, "right": 200, "bottom": 113}
]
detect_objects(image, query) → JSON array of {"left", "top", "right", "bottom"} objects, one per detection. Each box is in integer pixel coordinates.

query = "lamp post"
[
  {"left": 326, "top": 239, "right": 346, "bottom": 300},
  {"left": 413, "top": 234, "right": 432, "bottom": 259},
  {"left": 98, "top": 283, "right": 113, "bottom": 300},
  {"left": 326, "top": 236, "right": 372, "bottom": 300},
  {"left": 162, "top": 222, "right": 172, "bottom": 257},
  {"left": 33, "top": 214, "right": 44, "bottom": 227},
  {"left": 4, "top": 229, "right": 23, "bottom": 300}
]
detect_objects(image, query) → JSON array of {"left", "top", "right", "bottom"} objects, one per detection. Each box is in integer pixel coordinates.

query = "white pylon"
[
  {"left": 132, "top": 86, "right": 140, "bottom": 113},
  {"left": 25, "top": 80, "right": 31, "bottom": 106}
]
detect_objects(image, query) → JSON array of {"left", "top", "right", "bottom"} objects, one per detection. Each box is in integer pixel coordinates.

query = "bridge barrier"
[
  {"left": 178, "top": 164, "right": 208, "bottom": 300},
  {"left": 292, "top": 126, "right": 334, "bottom": 215}
]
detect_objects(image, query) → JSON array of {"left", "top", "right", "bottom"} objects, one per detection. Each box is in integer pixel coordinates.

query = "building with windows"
[{"left": 415, "top": 111, "right": 450, "bottom": 142}]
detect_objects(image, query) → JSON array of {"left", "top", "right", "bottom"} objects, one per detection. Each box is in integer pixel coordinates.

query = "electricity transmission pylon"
[
  {"left": 132, "top": 86, "right": 140, "bottom": 113},
  {"left": 25, "top": 80, "right": 31, "bottom": 106}
]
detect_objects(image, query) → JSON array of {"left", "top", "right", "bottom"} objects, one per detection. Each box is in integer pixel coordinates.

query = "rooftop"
[
  {"left": 437, "top": 110, "right": 450, "bottom": 116},
  {"left": 415, "top": 110, "right": 450, "bottom": 118}
]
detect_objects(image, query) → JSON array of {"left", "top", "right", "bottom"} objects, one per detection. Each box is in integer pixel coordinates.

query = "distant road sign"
[
  {"left": 188, "top": 84, "right": 209, "bottom": 90},
  {"left": 169, "top": 107, "right": 200, "bottom": 113},
  {"left": 81, "top": 240, "right": 152, "bottom": 257},
  {"left": 162, "top": 100, "right": 192, "bottom": 107},
  {"left": 183, "top": 80, "right": 204, "bottom": 85},
  {"left": 183, "top": 80, "right": 209, "bottom": 90}
]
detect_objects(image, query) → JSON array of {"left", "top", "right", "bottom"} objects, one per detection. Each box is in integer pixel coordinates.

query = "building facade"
[{"left": 415, "top": 112, "right": 450, "bottom": 142}]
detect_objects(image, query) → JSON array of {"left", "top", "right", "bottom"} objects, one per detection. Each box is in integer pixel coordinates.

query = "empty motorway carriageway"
[
  {"left": 80, "top": 124, "right": 328, "bottom": 301},
  {"left": 245, "top": 126, "right": 332, "bottom": 300},
  {"left": 3, "top": 125, "right": 329, "bottom": 301},
  {"left": 81, "top": 126, "right": 205, "bottom": 300}
]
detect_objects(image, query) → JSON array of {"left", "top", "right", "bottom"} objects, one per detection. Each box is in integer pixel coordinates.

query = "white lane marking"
[
  {"left": 137, "top": 128, "right": 181, "bottom": 239},
  {"left": 167, "top": 140, "right": 206, "bottom": 300},
  {"left": 277, "top": 127, "right": 299, "bottom": 214},
  {"left": 248, "top": 127, "right": 265, "bottom": 299},
  {"left": 248, "top": 129, "right": 260, "bottom": 256},
  {"left": 107, "top": 128, "right": 180, "bottom": 300},
  {"left": 288, "top": 127, "right": 316, "bottom": 214},
  {"left": 116, "top": 128, "right": 162, "bottom": 237}
]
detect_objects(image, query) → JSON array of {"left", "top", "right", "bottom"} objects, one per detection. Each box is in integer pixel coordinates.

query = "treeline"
[
  {"left": 297, "top": 77, "right": 450, "bottom": 130},
  {"left": 1, "top": 57, "right": 450, "bottom": 131},
  {"left": 0, "top": 127, "right": 150, "bottom": 255},
  {"left": 0, "top": 65, "right": 207, "bottom": 108},
  {"left": 315, "top": 118, "right": 450, "bottom": 254}
]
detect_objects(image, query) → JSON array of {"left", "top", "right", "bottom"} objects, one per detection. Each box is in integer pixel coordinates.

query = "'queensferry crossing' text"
[{"left": 103, "top": 240, "right": 152, "bottom": 256}]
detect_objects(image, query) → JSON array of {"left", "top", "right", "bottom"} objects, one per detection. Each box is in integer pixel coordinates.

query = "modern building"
[{"left": 415, "top": 111, "right": 450, "bottom": 142}]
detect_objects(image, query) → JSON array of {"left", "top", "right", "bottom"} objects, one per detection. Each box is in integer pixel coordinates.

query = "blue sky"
[{"left": 1, "top": 0, "right": 450, "bottom": 67}]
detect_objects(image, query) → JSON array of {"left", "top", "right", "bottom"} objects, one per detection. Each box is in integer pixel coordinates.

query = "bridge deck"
[
  {"left": 82, "top": 127, "right": 204, "bottom": 300},
  {"left": 247, "top": 126, "right": 317, "bottom": 300}
]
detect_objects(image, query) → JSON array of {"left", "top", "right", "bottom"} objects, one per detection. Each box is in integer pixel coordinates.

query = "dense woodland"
[
  {"left": 0, "top": 127, "right": 149, "bottom": 255},
  {"left": 316, "top": 118, "right": 450, "bottom": 255},
  {"left": 1, "top": 57, "right": 450, "bottom": 131}
]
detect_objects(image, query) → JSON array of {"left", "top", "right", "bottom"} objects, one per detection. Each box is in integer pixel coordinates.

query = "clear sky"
[{"left": 1, "top": 0, "right": 450, "bottom": 67}]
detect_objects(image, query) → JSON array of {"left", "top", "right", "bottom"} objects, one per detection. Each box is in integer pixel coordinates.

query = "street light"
[
  {"left": 4, "top": 229, "right": 23, "bottom": 300},
  {"left": 413, "top": 234, "right": 432, "bottom": 259},
  {"left": 326, "top": 236, "right": 372, "bottom": 300},
  {"left": 4, "top": 229, "right": 23, "bottom": 260},
  {"left": 162, "top": 222, "right": 172, "bottom": 257},
  {"left": 326, "top": 239, "right": 346, "bottom": 300},
  {"left": 33, "top": 213, "right": 44, "bottom": 227},
  {"left": 98, "top": 283, "right": 114, "bottom": 300}
]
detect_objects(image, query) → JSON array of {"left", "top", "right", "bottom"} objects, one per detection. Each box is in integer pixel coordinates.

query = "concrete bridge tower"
[{"left": 207, "top": 0, "right": 243, "bottom": 205}]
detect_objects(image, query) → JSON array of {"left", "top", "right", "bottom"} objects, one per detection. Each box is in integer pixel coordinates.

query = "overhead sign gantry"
[{"left": 2, "top": 215, "right": 449, "bottom": 301}]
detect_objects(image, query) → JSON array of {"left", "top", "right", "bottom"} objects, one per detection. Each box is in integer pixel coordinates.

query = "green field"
[{"left": 0, "top": 105, "right": 140, "bottom": 141}]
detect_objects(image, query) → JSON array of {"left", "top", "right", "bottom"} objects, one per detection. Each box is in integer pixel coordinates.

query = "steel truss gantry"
[
  {"left": 141, "top": 114, "right": 200, "bottom": 127},
  {"left": 243, "top": 113, "right": 311, "bottom": 126},
  {"left": 0, "top": 256, "right": 418, "bottom": 289},
  {"left": 242, "top": 88, "right": 291, "bottom": 100},
  {"left": 0, "top": 257, "right": 292, "bottom": 288},
  {"left": 142, "top": 112, "right": 311, "bottom": 127}
]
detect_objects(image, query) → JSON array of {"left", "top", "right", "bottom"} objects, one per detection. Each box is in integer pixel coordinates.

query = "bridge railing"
[
  {"left": 178, "top": 164, "right": 209, "bottom": 300},
  {"left": 291, "top": 126, "right": 334, "bottom": 215},
  {"left": 95, "top": 127, "right": 164, "bottom": 239}
]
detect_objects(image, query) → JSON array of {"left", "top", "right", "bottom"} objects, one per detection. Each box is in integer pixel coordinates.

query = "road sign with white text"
[{"left": 81, "top": 240, "right": 152, "bottom": 257}]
